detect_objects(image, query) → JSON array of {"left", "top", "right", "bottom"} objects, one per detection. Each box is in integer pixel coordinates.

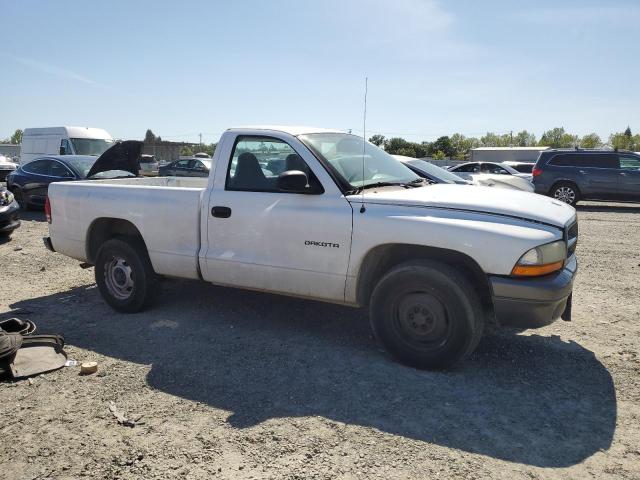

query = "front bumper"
[
  {"left": 490, "top": 255, "right": 577, "bottom": 329},
  {"left": 0, "top": 201, "right": 21, "bottom": 233}
]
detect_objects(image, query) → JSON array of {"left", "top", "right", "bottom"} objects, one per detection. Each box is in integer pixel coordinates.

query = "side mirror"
[
  {"left": 59, "top": 145, "right": 66, "bottom": 155},
  {"left": 277, "top": 170, "right": 309, "bottom": 193}
]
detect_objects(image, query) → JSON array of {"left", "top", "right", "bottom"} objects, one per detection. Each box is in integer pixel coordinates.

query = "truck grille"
[{"left": 566, "top": 220, "right": 578, "bottom": 257}]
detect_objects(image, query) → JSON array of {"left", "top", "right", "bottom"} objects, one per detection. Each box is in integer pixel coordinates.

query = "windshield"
[
  {"left": 407, "top": 159, "right": 468, "bottom": 184},
  {"left": 70, "top": 138, "right": 114, "bottom": 156},
  {"left": 299, "top": 133, "right": 420, "bottom": 189},
  {"left": 63, "top": 157, "right": 97, "bottom": 177}
]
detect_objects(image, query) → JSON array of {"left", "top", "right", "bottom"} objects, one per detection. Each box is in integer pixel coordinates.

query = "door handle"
[
  {"left": 211, "top": 206, "right": 232, "bottom": 218},
  {"left": 578, "top": 170, "right": 587, "bottom": 174},
  {"left": 620, "top": 172, "right": 628, "bottom": 176}
]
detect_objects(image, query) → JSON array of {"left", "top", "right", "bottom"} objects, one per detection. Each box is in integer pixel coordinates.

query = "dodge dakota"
[{"left": 45, "top": 126, "right": 578, "bottom": 369}]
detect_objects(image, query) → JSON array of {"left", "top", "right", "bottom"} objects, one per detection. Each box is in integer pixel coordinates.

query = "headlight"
[
  {"left": 0, "top": 190, "right": 14, "bottom": 207},
  {"left": 511, "top": 240, "right": 566, "bottom": 277}
]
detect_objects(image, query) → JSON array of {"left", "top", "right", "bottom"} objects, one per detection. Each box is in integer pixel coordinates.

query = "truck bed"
[{"left": 48, "top": 176, "right": 207, "bottom": 279}]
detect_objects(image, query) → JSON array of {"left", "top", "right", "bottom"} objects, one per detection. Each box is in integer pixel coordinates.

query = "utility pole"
[
  {"left": 199, "top": 133, "right": 202, "bottom": 147},
  {"left": 510, "top": 130, "right": 513, "bottom": 147}
]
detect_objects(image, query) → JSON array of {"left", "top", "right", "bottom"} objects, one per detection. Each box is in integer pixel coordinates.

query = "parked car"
[
  {"left": 159, "top": 158, "right": 211, "bottom": 177},
  {"left": 46, "top": 126, "right": 578, "bottom": 370},
  {"left": 502, "top": 161, "right": 534, "bottom": 174},
  {"left": 532, "top": 149, "right": 640, "bottom": 206},
  {"left": 448, "top": 161, "right": 534, "bottom": 191},
  {"left": 394, "top": 156, "right": 472, "bottom": 185},
  {"left": 7, "top": 141, "right": 141, "bottom": 209},
  {"left": 0, "top": 155, "right": 17, "bottom": 182},
  {"left": 0, "top": 187, "right": 20, "bottom": 236},
  {"left": 139, "top": 154, "right": 159, "bottom": 176}
]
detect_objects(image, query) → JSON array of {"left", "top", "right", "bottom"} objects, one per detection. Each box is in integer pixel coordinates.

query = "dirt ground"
[{"left": 1, "top": 202, "right": 639, "bottom": 480}]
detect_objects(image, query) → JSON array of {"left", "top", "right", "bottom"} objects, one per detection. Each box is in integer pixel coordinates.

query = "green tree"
[
  {"left": 10, "top": 129, "right": 23, "bottom": 144},
  {"left": 450, "top": 133, "right": 480, "bottom": 159},
  {"left": 180, "top": 146, "right": 194, "bottom": 156},
  {"left": 432, "top": 150, "right": 446, "bottom": 160},
  {"left": 539, "top": 127, "right": 578, "bottom": 148},
  {"left": 609, "top": 132, "right": 632, "bottom": 150},
  {"left": 396, "top": 147, "right": 417, "bottom": 157},
  {"left": 579, "top": 133, "right": 602, "bottom": 149},
  {"left": 369, "top": 134, "right": 386, "bottom": 147},
  {"left": 624, "top": 126, "right": 632, "bottom": 137},
  {"left": 481, "top": 132, "right": 505, "bottom": 147},
  {"left": 428, "top": 136, "right": 453, "bottom": 157},
  {"left": 144, "top": 129, "right": 157, "bottom": 143},
  {"left": 513, "top": 130, "right": 536, "bottom": 147},
  {"left": 385, "top": 137, "right": 410, "bottom": 154}
]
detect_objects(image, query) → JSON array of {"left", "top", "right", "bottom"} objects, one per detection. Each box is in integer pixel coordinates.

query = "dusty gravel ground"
[{"left": 1, "top": 202, "right": 639, "bottom": 480}]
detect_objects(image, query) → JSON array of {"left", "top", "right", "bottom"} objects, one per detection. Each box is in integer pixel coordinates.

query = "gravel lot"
[{"left": 1, "top": 203, "right": 639, "bottom": 479}]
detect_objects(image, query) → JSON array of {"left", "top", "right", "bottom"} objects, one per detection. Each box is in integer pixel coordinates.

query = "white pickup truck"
[{"left": 45, "top": 126, "right": 578, "bottom": 369}]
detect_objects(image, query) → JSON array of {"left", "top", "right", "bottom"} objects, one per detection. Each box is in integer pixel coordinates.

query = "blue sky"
[{"left": 1, "top": 0, "right": 638, "bottom": 144}]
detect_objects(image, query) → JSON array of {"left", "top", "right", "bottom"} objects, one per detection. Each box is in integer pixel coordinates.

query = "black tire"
[
  {"left": 12, "top": 188, "right": 29, "bottom": 210},
  {"left": 95, "top": 237, "right": 157, "bottom": 313},
  {"left": 369, "top": 260, "right": 484, "bottom": 370},
  {"left": 550, "top": 182, "right": 580, "bottom": 207}
]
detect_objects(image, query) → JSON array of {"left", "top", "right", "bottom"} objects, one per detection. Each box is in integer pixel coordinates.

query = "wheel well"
[
  {"left": 550, "top": 180, "right": 580, "bottom": 196},
  {"left": 86, "top": 218, "right": 146, "bottom": 264},
  {"left": 356, "top": 244, "right": 493, "bottom": 313}
]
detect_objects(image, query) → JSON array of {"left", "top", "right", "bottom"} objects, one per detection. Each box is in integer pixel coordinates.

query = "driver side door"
[{"left": 202, "top": 134, "right": 354, "bottom": 302}]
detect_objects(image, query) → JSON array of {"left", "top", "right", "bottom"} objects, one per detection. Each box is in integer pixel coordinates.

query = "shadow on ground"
[
  {"left": 6, "top": 279, "right": 616, "bottom": 468},
  {"left": 577, "top": 202, "right": 640, "bottom": 213}
]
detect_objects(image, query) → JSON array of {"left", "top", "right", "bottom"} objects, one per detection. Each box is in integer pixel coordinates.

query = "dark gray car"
[
  {"left": 532, "top": 149, "right": 640, "bottom": 206},
  {"left": 159, "top": 158, "right": 211, "bottom": 177}
]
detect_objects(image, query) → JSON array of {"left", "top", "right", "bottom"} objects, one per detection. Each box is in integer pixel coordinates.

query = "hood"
[
  {"left": 347, "top": 184, "right": 575, "bottom": 228},
  {"left": 86, "top": 140, "right": 143, "bottom": 178}
]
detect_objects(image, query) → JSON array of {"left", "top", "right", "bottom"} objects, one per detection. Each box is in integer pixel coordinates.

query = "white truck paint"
[{"left": 46, "top": 126, "right": 578, "bottom": 369}]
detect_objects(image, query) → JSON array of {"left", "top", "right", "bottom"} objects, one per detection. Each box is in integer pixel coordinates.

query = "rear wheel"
[
  {"left": 551, "top": 182, "right": 579, "bottom": 206},
  {"left": 370, "top": 260, "right": 484, "bottom": 370},
  {"left": 95, "top": 237, "right": 157, "bottom": 313}
]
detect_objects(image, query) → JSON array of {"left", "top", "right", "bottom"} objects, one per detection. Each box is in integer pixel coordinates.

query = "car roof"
[
  {"left": 228, "top": 125, "right": 346, "bottom": 136},
  {"left": 24, "top": 155, "right": 96, "bottom": 164}
]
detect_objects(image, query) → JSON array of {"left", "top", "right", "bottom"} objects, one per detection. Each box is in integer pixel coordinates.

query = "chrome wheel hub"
[{"left": 554, "top": 186, "right": 576, "bottom": 204}]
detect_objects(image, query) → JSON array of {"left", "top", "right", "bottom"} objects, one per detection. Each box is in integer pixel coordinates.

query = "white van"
[{"left": 20, "top": 127, "right": 114, "bottom": 164}]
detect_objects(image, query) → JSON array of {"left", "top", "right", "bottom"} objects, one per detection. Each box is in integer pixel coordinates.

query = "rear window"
[{"left": 549, "top": 153, "right": 619, "bottom": 168}]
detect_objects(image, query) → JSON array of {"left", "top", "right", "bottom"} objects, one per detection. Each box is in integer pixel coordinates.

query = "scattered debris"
[
  {"left": 13, "top": 246, "right": 23, "bottom": 251},
  {"left": 109, "top": 402, "right": 144, "bottom": 428},
  {"left": 80, "top": 361, "right": 98, "bottom": 375}
]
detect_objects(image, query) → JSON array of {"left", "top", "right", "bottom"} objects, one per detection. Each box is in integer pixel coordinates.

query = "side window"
[
  {"left": 589, "top": 154, "right": 619, "bottom": 169},
  {"left": 482, "top": 163, "right": 508, "bottom": 174},
  {"left": 549, "top": 154, "right": 574, "bottom": 166},
  {"left": 50, "top": 161, "right": 74, "bottom": 178},
  {"left": 175, "top": 160, "right": 191, "bottom": 169},
  {"left": 60, "top": 139, "right": 73, "bottom": 155},
  {"left": 619, "top": 155, "right": 640, "bottom": 170},
  {"left": 226, "top": 136, "right": 320, "bottom": 193},
  {"left": 454, "top": 163, "right": 477, "bottom": 173},
  {"left": 193, "top": 161, "right": 206, "bottom": 171},
  {"left": 22, "top": 159, "right": 51, "bottom": 175}
]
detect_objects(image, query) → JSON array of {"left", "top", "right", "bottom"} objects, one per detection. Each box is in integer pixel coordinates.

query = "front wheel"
[
  {"left": 551, "top": 182, "right": 579, "bottom": 206},
  {"left": 370, "top": 260, "right": 484, "bottom": 370},
  {"left": 95, "top": 237, "right": 157, "bottom": 313}
]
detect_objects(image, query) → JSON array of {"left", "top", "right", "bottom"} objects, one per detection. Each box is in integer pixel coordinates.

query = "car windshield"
[
  {"left": 70, "top": 138, "right": 114, "bottom": 156},
  {"left": 62, "top": 157, "right": 96, "bottom": 177},
  {"left": 299, "top": 133, "right": 420, "bottom": 189},
  {"left": 407, "top": 159, "right": 468, "bottom": 184}
]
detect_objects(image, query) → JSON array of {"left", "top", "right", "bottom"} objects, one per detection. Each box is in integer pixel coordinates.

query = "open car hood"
[{"left": 86, "top": 140, "right": 143, "bottom": 178}]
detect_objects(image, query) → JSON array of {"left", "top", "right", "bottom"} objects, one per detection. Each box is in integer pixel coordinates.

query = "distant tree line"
[
  {"left": 144, "top": 129, "right": 217, "bottom": 157},
  {"left": 370, "top": 127, "right": 640, "bottom": 159}
]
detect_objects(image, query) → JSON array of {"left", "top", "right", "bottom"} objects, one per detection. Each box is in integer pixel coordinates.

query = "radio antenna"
[{"left": 360, "top": 77, "right": 368, "bottom": 214}]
